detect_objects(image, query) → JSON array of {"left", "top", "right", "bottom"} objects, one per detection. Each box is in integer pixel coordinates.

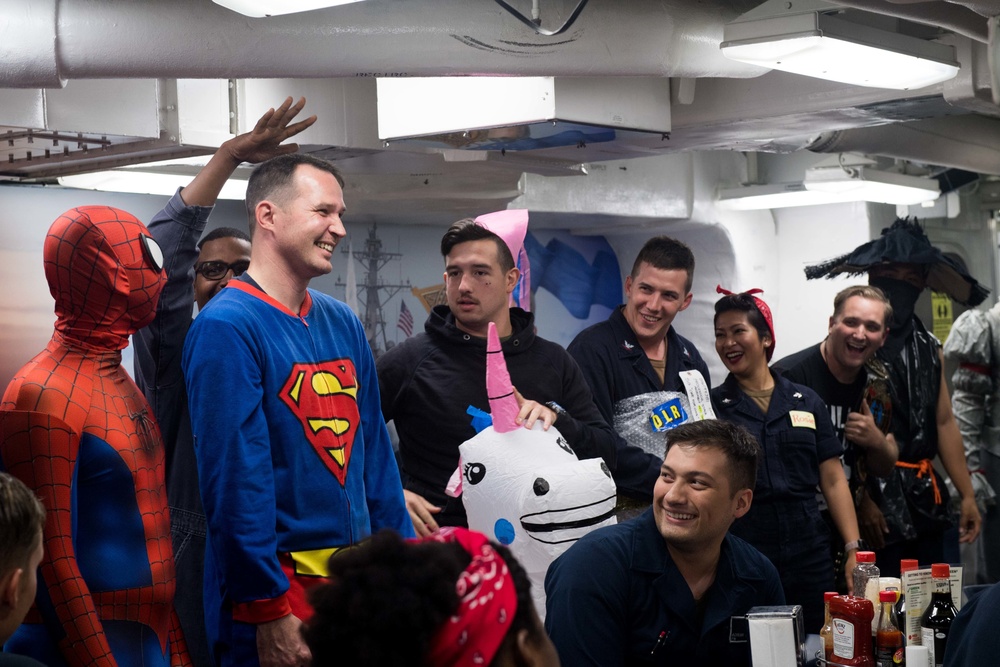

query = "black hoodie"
[{"left": 377, "top": 305, "right": 618, "bottom": 512}]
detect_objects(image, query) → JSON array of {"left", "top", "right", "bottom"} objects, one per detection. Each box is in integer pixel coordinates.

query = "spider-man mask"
[{"left": 44, "top": 206, "right": 165, "bottom": 351}]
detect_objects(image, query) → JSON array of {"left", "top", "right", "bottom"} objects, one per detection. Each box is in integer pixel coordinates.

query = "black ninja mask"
[{"left": 869, "top": 275, "right": 922, "bottom": 333}]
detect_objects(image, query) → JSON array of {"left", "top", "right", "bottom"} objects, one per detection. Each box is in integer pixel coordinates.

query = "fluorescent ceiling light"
[
  {"left": 58, "top": 171, "right": 248, "bottom": 201},
  {"left": 804, "top": 166, "right": 940, "bottom": 205},
  {"left": 212, "top": 0, "right": 366, "bottom": 17},
  {"left": 717, "top": 182, "right": 856, "bottom": 210},
  {"left": 721, "top": 0, "right": 959, "bottom": 90},
  {"left": 377, "top": 76, "right": 670, "bottom": 147}
]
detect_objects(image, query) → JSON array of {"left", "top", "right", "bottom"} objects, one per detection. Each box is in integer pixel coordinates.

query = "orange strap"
[{"left": 895, "top": 458, "right": 942, "bottom": 504}]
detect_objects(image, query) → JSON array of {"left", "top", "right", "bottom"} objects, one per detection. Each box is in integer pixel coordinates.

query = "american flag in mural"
[{"left": 397, "top": 300, "right": 414, "bottom": 337}]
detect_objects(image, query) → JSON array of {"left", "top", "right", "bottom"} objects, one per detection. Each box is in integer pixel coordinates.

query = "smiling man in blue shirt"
[
  {"left": 544, "top": 419, "right": 783, "bottom": 666},
  {"left": 568, "top": 237, "right": 712, "bottom": 511}
]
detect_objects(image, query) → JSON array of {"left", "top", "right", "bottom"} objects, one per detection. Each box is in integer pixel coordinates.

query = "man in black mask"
[{"left": 806, "top": 218, "right": 985, "bottom": 576}]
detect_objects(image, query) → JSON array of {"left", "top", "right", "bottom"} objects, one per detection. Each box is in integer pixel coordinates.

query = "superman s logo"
[{"left": 280, "top": 359, "right": 360, "bottom": 486}]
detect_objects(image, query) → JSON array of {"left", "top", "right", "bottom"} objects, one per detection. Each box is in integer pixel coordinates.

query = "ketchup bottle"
[{"left": 830, "top": 595, "right": 875, "bottom": 666}]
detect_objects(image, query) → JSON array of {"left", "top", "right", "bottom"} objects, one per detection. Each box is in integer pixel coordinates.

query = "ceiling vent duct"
[
  {"left": 1, "top": 79, "right": 233, "bottom": 180},
  {"left": 0, "top": 77, "right": 385, "bottom": 181},
  {"left": 376, "top": 76, "right": 671, "bottom": 152}
]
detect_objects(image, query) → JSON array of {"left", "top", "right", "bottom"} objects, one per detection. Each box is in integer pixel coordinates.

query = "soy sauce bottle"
[
  {"left": 894, "top": 558, "right": 919, "bottom": 643},
  {"left": 919, "top": 563, "right": 957, "bottom": 667}
]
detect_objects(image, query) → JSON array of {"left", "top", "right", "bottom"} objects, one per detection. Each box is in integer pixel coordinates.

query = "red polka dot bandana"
[
  {"left": 716, "top": 285, "right": 775, "bottom": 360},
  {"left": 423, "top": 527, "right": 517, "bottom": 667}
]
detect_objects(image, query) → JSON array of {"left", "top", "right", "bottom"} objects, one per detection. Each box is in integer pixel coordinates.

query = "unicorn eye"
[{"left": 464, "top": 462, "right": 486, "bottom": 485}]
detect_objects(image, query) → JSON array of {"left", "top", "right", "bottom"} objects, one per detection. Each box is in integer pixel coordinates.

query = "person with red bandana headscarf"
[
  {"left": 710, "top": 287, "right": 861, "bottom": 633},
  {"left": 303, "top": 527, "right": 559, "bottom": 667},
  {"left": 0, "top": 207, "right": 190, "bottom": 666}
]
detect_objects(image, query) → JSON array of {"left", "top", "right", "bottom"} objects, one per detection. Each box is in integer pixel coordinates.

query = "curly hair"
[{"left": 304, "top": 530, "right": 538, "bottom": 667}]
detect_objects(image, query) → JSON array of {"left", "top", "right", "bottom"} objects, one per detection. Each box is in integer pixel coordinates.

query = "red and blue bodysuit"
[{"left": 0, "top": 207, "right": 190, "bottom": 667}]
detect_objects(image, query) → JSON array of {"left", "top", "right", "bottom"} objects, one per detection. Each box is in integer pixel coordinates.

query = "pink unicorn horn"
[{"left": 486, "top": 321, "right": 520, "bottom": 433}]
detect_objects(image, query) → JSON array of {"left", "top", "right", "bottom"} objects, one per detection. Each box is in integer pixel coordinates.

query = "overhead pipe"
[
  {"left": 0, "top": 0, "right": 766, "bottom": 89},
  {"left": 807, "top": 115, "right": 1000, "bottom": 176}
]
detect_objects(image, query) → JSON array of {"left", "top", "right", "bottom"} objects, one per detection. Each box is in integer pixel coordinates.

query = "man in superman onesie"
[
  {"left": 133, "top": 97, "right": 316, "bottom": 667},
  {"left": 0, "top": 207, "right": 190, "bottom": 666},
  {"left": 182, "top": 153, "right": 413, "bottom": 667}
]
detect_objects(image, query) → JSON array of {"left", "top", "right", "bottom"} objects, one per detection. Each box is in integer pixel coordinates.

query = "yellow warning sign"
[{"left": 932, "top": 291, "right": 953, "bottom": 341}]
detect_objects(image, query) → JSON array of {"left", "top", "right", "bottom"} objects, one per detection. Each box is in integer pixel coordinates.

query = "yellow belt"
[{"left": 288, "top": 546, "right": 348, "bottom": 578}]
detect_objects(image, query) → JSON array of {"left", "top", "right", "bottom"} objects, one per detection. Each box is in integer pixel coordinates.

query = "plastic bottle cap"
[
  {"left": 856, "top": 551, "right": 876, "bottom": 563},
  {"left": 900, "top": 559, "right": 919, "bottom": 573},
  {"left": 879, "top": 590, "right": 897, "bottom": 602},
  {"left": 824, "top": 591, "right": 838, "bottom": 602},
  {"left": 931, "top": 563, "right": 950, "bottom": 578}
]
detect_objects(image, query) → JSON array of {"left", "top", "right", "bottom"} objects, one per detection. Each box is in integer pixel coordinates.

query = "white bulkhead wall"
[{"left": 514, "top": 150, "right": 874, "bottom": 381}]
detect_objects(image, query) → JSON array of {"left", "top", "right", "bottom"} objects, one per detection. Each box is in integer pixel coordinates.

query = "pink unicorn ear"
[
  {"left": 475, "top": 209, "right": 530, "bottom": 311},
  {"left": 486, "top": 321, "right": 520, "bottom": 433}
]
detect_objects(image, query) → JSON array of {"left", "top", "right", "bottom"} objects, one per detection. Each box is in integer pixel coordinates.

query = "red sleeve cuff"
[{"left": 232, "top": 593, "right": 292, "bottom": 624}]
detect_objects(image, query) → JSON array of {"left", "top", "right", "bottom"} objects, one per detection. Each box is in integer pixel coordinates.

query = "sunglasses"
[{"left": 195, "top": 260, "right": 250, "bottom": 281}]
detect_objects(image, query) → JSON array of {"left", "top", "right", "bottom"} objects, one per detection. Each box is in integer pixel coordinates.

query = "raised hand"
[{"left": 224, "top": 96, "right": 318, "bottom": 165}]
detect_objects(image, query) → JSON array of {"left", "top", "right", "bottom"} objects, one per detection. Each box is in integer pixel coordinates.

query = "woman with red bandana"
[
  {"left": 0, "top": 207, "right": 189, "bottom": 666},
  {"left": 303, "top": 528, "right": 559, "bottom": 667},
  {"left": 710, "top": 287, "right": 861, "bottom": 633}
]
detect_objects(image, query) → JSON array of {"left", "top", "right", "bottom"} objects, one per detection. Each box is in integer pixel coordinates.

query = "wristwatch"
[
  {"left": 545, "top": 401, "right": 567, "bottom": 421},
  {"left": 844, "top": 539, "right": 866, "bottom": 553}
]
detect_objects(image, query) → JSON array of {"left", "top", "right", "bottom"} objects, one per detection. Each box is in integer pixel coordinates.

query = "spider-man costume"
[{"left": 0, "top": 206, "right": 190, "bottom": 667}]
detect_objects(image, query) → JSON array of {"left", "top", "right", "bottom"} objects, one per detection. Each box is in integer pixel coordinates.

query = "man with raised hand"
[
  {"left": 182, "top": 152, "right": 412, "bottom": 667},
  {"left": 134, "top": 97, "right": 315, "bottom": 667}
]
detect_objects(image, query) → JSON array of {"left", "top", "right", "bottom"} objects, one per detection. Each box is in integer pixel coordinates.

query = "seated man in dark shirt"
[
  {"left": 943, "top": 581, "right": 1000, "bottom": 666},
  {"left": 544, "top": 419, "right": 783, "bottom": 666}
]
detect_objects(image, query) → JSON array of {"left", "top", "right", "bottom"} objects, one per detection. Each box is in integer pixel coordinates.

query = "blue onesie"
[{"left": 182, "top": 278, "right": 412, "bottom": 664}]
